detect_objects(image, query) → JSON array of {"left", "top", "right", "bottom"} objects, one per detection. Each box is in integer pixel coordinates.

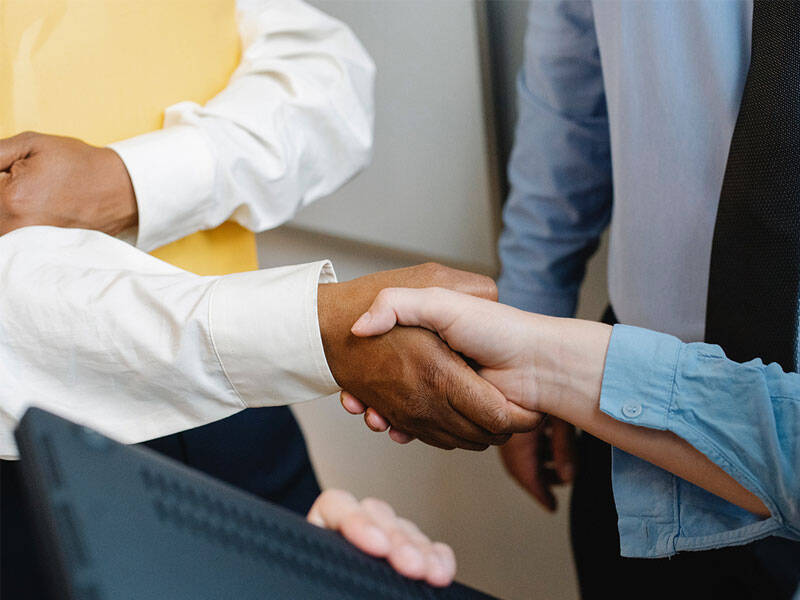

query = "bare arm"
[{"left": 349, "top": 287, "right": 769, "bottom": 517}]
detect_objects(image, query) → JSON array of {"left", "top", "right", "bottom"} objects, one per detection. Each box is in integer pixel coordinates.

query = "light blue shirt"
[
  {"left": 498, "top": 0, "right": 751, "bottom": 342},
  {"left": 496, "top": 0, "right": 799, "bottom": 558},
  {"left": 602, "top": 325, "right": 799, "bottom": 557}
]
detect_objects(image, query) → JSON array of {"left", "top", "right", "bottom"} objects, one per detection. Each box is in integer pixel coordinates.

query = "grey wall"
[
  {"left": 486, "top": 0, "right": 530, "bottom": 196},
  {"left": 258, "top": 1, "right": 610, "bottom": 597},
  {"left": 296, "top": 0, "right": 501, "bottom": 273}
]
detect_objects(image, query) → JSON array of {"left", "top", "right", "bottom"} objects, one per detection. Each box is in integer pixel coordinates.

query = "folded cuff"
[
  {"left": 599, "top": 324, "right": 683, "bottom": 430},
  {"left": 109, "top": 125, "right": 216, "bottom": 252},
  {"left": 208, "top": 260, "right": 340, "bottom": 406}
]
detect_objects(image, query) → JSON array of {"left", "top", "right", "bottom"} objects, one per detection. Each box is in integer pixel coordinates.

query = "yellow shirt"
[{"left": 0, "top": 0, "right": 258, "bottom": 275}]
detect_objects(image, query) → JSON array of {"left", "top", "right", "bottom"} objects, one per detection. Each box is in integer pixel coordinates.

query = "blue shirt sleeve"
[
  {"left": 497, "top": 0, "right": 612, "bottom": 317},
  {"left": 599, "top": 324, "right": 800, "bottom": 558}
]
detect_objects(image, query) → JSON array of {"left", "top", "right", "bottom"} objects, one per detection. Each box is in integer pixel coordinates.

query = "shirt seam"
[
  {"left": 207, "top": 278, "right": 248, "bottom": 409},
  {"left": 664, "top": 340, "right": 682, "bottom": 428},
  {"left": 666, "top": 342, "right": 686, "bottom": 553}
]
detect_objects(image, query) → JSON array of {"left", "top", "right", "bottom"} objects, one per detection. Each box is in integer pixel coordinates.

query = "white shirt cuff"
[
  {"left": 109, "top": 124, "right": 216, "bottom": 252},
  {"left": 208, "top": 260, "right": 340, "bottom": 406}
]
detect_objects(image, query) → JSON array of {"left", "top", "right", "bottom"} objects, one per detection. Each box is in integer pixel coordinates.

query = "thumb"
[
  {"left": 550, "top": 418, "right": 577, "bottom": 483},
  {"left": 0, "top": 132, "right": 36, "bottom": 172},
  {"left": 351, "top": 287, "right": 462, "bottom": 337}
]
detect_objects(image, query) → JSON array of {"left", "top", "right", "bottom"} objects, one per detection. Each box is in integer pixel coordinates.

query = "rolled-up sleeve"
[
  {"left": 599, "top": 325, "right": 800, "bottom": 557},
  {"left": 0, "top": 227, "right": 339, "bottom": 459}
]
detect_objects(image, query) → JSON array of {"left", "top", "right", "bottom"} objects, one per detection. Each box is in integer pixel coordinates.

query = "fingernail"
[{"left": 351, "top": 311, "right": 372, "bottom": 332}]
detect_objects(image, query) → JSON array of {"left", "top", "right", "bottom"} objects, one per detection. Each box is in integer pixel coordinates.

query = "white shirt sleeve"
[
  {"left": 0, "top": 226, "right": 340, "bottom": 459},
  {"left": 109, "top": 0, "right": 375, "bottom": 252}
]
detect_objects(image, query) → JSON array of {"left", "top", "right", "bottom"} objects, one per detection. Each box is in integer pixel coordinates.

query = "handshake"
[{"left": 317, "top": 263, "right": 609, "bottom": 450}]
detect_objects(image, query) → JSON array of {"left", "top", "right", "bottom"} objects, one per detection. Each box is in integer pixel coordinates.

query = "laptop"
[{"left": 15, "top": 407, "right": 499, "bottom": 600}]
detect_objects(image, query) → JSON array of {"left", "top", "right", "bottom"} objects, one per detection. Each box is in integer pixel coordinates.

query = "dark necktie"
[
  {"left": 704, "top": 3, "right": 800, "bottom": 595},
  {"left": 706, "top": 0, "right": 800, "bottom": 371}
]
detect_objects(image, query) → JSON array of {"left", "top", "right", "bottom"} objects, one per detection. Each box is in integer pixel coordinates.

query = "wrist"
[
  {"left": 317, "top": 281, "right": 363, "bottom": 388},
  {"left": 99, "top": 147, "right": 138, "bottom": 233},
  {"left": 526, "top": 316, "right": 612, "bottom": 420}
]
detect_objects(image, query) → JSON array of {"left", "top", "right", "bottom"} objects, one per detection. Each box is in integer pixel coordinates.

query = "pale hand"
[
  {"left": 341, "top": 287, "right": 610, "bottom": 445},
  {"left": 307, "top": 489, "right": 456, "bottom": 587}
]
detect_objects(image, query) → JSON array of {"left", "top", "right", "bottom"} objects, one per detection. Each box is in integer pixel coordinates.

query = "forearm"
[
  {"left": 532, "top": 316, "right": 769, "bottom": 517},
  {"left": 0, "top": 227, "right": 337, "bottom": 458}
]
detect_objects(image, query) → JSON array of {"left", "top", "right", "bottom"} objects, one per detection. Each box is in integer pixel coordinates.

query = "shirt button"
[{"left": 622, "top": 404, "right": 642, "bottom": 419}]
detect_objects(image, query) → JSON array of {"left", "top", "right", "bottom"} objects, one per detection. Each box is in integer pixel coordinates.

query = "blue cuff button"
[{"left": 622, "top": 404, "right": 642, "bottom": 419}]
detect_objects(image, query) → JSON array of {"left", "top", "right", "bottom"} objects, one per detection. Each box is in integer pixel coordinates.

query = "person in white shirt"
[{"left": 0, "top": 1, "right": 539, "bottom": 597}]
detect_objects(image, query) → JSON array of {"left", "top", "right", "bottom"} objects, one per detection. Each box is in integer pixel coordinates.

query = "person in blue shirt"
[
  {"left": 491, "top": 1, "right": 800, "bottom": 597},
  {"left": 341, "top": 285, "right": 800, "bottom": 598}
]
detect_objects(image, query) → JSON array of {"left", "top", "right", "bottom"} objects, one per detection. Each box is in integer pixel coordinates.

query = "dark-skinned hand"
[
  {"left": 318, "top": 263, "right": 542, "bottom": 450},
  {"left": 0, "top": 131, "right": 137, "bottom": 236}
]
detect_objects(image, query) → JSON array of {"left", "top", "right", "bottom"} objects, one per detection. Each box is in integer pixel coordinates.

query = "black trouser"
[
  {"left": 569, "top": 307, "right": 800, "bottom": 600},
  {"left": 1, "top": 406, "right": 320, "bottom": 600}
]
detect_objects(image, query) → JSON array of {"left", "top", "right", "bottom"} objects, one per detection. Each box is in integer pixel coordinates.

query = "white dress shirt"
[
  {"left": 112, "top": 0, "right": 374, "bottom": 252},
  {"left": 0, "top": 0, "right": 374, "bottom": 458}
]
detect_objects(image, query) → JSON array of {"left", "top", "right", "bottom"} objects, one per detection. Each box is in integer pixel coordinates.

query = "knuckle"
[
  {"left": 16, "top": 131, "right": 38, "bottom": 142},
  {"left": 361, "top": 497, "right": 390, "bottom": 513},
  {"left": 375, "top": 286, "right": 396, "bottom": 305},
  {"left": 421, "top": 261, "right": 447, "bottom": 280},
  {"left": 483, "top": 405, "right": 512, "bottom": 434}
]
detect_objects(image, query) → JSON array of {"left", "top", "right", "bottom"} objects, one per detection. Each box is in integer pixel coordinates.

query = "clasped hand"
[
  {"left": 338, "top": 286, "right": 611, "bottom": 447},
  {"left": 318, "top": 265, "right": 544, "bottom": 450}
]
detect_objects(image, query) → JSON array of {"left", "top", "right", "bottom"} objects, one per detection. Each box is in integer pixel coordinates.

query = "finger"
[
  {"left": 340, "top": 510, "right": 393, "bottom": 557},
  {"left": 429, "top": 542, "right": 457, "bottom": 587},
  {"left": 361, "top": 497, "right": 397, "bottom": 522},
  {"left": 386, "top": 528, "right": 427, "bottom": 580},
  {"left": 449, "top": 361, "right": 542, "bottom": 435},
  {"left": 351, "top": 287, "right": 460, "bottom": 337},
  {"left": 500, "top": 432, "right": 556, "bottom": 512},
  {"left": 416, "top": 428, "right": 489, "bottom": 452},
  {"left": 423, "top": 412, "right": 506, "bottom": 449},
  {"left": 340, "top": 391, "right": 366, "bottom": 414},
  {"left": 550, "top": 418, "right": 577, "bottom": 483},
  {"left": 307, "top": 489, "right": 360, "bottom": 529},
  {"left": 395, "top": 517, "right": 430, "bottom": 545},
  {"left": 0, "top": 132, "right": 36, "bottom": 171},
  {"left": 308, "top": 490, "right": 392, "bottom": 557},
  {"left": 388, "top": 428, "right": 414, "bottom": 444},
  {"left": 365, "top": 408, "right": 390, "bottom": 432},
  {"left": 390, "top": 518, "right": 453, "bottom": 588}
]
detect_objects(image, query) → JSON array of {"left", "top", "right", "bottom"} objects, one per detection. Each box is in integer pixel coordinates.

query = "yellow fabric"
[{"left": 0, "top": 0, "right": 258, "bottom": 275}]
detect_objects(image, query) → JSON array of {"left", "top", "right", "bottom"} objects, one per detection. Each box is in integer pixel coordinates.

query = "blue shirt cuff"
[{"left": 599, "top": 324, "right": 682, "bottom": 430}]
